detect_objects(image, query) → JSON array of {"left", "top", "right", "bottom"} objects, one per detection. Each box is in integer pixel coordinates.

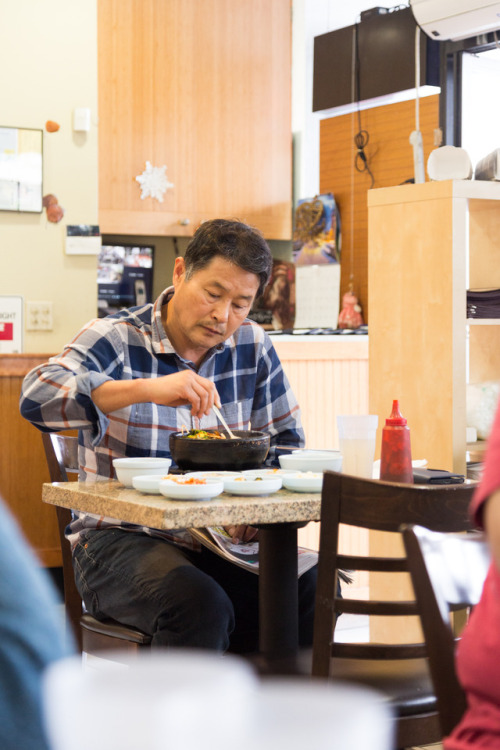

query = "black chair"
[
  {"left": 312, "top": 471, "right": 477, "bottom": 749},
  {"left": 402, "top": 524, "right": 490, "bottom": 737},
  {"left": 42, "top": 432, "right": 152, "bottom": 654}
]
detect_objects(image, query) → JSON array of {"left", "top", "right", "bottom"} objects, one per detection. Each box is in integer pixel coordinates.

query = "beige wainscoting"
[{"left": 273, "top": 335, "right": 369, "bottom": 594}]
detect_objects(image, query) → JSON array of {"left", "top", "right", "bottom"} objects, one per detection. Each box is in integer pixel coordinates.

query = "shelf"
[{"left": 467, "top": 319, "right": 500, "bottom": 325}]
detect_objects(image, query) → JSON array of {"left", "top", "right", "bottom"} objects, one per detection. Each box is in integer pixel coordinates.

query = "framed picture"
[{"left": 0, "top": 126, "right": 43, "bottom": 213}]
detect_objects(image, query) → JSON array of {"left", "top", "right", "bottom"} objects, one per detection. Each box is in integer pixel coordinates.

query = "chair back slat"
[
  {"left": 403, "top": 524, "right": 489, "bottom": 736},
  {"left": 312, "top": 470, "right": 478, "bottom": 746},
  {"left": 42, "top": 433, "right": 83, "bottom": 649}
]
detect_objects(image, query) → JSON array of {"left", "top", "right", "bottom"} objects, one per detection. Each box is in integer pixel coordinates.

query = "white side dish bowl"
[
  {"left": 278, "top": 450, "right": 342, "bottom": 473},
  {"left": 132, "top": 474, "right": 170, "bottom": 494},
  {"left": 113, "top": 457, "right": 172, "bottom": 487},
  {"left": 223, "top": 476, "right": 282, "bottom": 496},
  {"left": 282, "top": 471, "right": 323, "bottom": 493},
  {"left": 242, "top": 469, "right": 299, "bottom": 479},
  {"left": 184, "top": 471, "right": 243, "bottom": 490},
  {"left": 159, "top": 477, "right": 224, "bottom": 501}
]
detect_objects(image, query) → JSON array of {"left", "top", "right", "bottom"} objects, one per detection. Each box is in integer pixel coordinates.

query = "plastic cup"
[{"left": 337, "top": 415, "right": 379, "bottom": 478}]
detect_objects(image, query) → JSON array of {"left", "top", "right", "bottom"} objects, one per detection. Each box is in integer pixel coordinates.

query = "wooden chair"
[
  {"left": 42, "top": 432, "right": 152, "bottom": 654},
  {"left": 402, "top": 524, "right": 490, "bottom": 737},
  {"left": 312, "top": 471, "right": 477, "bottom": 749}
]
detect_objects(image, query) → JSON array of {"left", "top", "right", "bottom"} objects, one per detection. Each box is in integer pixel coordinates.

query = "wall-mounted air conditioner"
[{"left": 410, "top": 0, "right": 500, "bottom": 40}]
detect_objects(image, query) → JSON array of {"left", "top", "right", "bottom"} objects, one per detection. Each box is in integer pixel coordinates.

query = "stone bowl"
[{"left": 169, "top": 430, "right": 270, "bottom": 471}]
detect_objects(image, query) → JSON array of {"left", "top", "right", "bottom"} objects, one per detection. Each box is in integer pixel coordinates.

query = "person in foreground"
[
  {"left": 20, "top": 218, "right": 317, "bottom": 654},
  {"left": 445, "top": 400, "right": 500, "bottom": 749},
  {"left": 0, "top": 496, "right": 73, "bottom": 750}
]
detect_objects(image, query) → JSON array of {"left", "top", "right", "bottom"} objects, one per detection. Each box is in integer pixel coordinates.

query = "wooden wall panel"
[
  {"left": 319, "top": 94, "right": 440, "bottom": 322},
  {"left": 98, "top": 0, "right": 292, "bottom": 239},
  {"left": 0, "top": 355, "right": 61, "bottom": 566}
]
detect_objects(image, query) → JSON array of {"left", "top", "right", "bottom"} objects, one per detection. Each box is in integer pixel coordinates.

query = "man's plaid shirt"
[{"left": 20, "top": 288, "right": 304, "bottom": 548}]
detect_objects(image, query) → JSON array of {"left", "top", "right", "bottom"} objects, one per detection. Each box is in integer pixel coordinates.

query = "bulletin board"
[{"left": 0, "top": 126, "right": 43, "bottom": 213}]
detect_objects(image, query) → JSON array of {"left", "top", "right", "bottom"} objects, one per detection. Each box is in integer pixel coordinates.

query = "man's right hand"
[{"left": 91, "top": 370, "right": 220, "bottom": 420}]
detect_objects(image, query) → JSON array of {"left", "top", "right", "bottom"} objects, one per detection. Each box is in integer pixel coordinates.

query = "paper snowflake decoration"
[{"left": 135, "top": 161, "right": 174, "bottom": 202}]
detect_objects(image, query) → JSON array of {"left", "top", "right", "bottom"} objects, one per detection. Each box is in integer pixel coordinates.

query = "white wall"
[
  {"left": 0, "top": 0, "right": 98, "bottom": 353},
  {"left": 0, "top": 0, "right": 390, "bottom": 353}
]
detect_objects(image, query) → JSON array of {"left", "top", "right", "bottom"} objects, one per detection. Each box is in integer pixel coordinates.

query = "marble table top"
[{"left": 42, "top": 481, "right": 322, "bottom": 531}]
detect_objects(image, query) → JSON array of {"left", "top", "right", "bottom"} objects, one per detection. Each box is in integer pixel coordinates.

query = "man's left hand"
[{"left": 225, "top": 525, "right": 259, "bottom": 544}]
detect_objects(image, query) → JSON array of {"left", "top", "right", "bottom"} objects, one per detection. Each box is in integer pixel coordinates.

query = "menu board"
[{"left": 0, "top": 126, "right": 43, "bottom": 213}]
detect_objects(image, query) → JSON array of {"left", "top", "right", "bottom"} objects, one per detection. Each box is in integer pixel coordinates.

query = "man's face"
[{"left": 166, "top": 255, "right": 260, "bottom": 360}]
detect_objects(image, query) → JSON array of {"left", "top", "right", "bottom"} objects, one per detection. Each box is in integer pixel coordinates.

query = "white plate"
[
  {"left": 132, "top": 474, "right": 171, "bottom": 494},
  {"left": 184, "top": 471, "right": 244, "bottom": 490},
  {"left": 242, "top": 469, "right": 299, "bottom": 479},
  {"left": 223, "top": 476, "right": 282, "bottom": 496},
  {"left": 158, "top": 477, "right": 224, "bottom": 501},
  {"left": 282, "top": 472, "right": 323, "bottom": 493}
]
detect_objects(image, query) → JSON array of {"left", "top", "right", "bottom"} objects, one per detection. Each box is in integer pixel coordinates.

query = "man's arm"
[
  {"left": 20, "top": 318, "right": 220, "bottom": 436},
  {"left": 91, "top": 370, "right": 220, "bottom": 419}
]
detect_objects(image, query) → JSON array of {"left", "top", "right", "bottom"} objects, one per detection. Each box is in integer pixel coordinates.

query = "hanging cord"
[
  {"left": 349, "top": 25, "right": 356, "bottom": 291},
  {"left": 352, "top": 23, "right": 375, "bottom": 188},
  {"left": 414, "top": 24, "right": 420, "bottom": 133}
]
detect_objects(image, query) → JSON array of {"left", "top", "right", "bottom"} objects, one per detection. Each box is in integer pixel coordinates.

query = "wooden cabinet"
[
  {"left": 368, "top": 179, "right": 500, "bottom": 475},
  {"left": 0, "top": 355, "right": 61, "bottom": 567},
  {"left": 98, "top": 0, "right": 292, "bottom": 239}
]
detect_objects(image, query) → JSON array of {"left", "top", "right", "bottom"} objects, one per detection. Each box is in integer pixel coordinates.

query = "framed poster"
[
  {"left": 0, "top": 296, "right": 23, "bottom": 353},
  {"left": 0, "top": 126, "right": 43, "bottom": 213}
]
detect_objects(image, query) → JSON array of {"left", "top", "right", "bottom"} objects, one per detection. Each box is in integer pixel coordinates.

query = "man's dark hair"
[{"left": 184, "top": 219, "right": 272, "bottom": 298}]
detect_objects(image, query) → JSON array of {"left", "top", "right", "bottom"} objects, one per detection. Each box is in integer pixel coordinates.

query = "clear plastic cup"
[{"left": 337, "top": 415, "right": 379, "bottom": 478}]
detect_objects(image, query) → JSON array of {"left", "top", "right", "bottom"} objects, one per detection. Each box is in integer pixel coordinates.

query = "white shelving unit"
[{"left": 368, "top": 179, "right": 500, "bottom": 475}]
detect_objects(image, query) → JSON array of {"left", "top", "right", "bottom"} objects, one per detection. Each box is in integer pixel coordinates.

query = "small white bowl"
[
  {"left": 278, "top": 449, "right": 343, "bottom": 473},
  {"left": 113, "top": 457, "right": 172, "bottom": 487},
  {"left": 184, "top": 471, "right": 244, "bottom": 490},
  {"left": 132, "top": 474, "right": 170, "bottom": 494},
  {"left": 282, "top": 471, "right": 323, "bottom": 493},
  {"left": 223, "top": 476, "right": 282, "bottom": 496},
  {"left": 242, "top": 469, "right": 299, "bottom": 479},
  {"left": 159, "top": 477, "right": 224, "bottom": 501}
]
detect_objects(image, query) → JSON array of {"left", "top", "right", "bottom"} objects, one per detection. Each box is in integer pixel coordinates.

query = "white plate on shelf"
[
  {"left": 132, "top": 474, "right": 172, "bottom": 494},
  {"left": 184, "top": 471, "right": 243, "bottom": 490},
  {"left": 223, "top": 476, "right": 282, "bottom": 496},
  {"left": 159, "top": 477, "right": 224, "bottom": 501},
  {"left": 282, "top": 472, "right": 323, "bottom": 493}
]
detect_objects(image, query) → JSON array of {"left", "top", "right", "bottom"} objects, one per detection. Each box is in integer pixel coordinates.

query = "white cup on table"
[{"left": 337, "top": 414, "right": 379, "bottom": 479}]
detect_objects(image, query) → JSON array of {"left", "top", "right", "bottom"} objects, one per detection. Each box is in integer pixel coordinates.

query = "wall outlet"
[{"left": 26, "top": 301, "right": 53, "bottom": 331}]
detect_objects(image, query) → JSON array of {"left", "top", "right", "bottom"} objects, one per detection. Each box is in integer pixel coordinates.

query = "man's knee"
[{"left": 155, "top": 566, "right": 235, "bottom": 651}]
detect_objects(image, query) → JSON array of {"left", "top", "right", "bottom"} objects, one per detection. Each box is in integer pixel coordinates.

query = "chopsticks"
[{"left": 212, "top": 404, "right": 237, "bottom": 439}]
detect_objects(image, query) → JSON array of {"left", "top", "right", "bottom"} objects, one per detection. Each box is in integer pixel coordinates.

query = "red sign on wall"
[{"left": 0, "top": 322, "right": 13, "bottom": 341}]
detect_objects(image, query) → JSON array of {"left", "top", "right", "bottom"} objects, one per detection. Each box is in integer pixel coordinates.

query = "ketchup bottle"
[{"left": 380, "top": 400, "right": 413, "bottom": 483}]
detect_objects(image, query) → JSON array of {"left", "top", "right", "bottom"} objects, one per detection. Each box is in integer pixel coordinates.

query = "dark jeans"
[{"left": 72, "top": 528, "right": 318, "bottom": 653}]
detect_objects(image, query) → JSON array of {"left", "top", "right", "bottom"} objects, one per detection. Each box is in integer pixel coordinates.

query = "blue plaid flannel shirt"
[{"left": 20, "top": 288, "right": 304, "bottom": 548}]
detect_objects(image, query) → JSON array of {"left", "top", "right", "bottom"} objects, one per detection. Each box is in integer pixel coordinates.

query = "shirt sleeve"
[
  {"left": 470, "top": 399, "right": 500, "bottom": 527},
  {"left": 251, "top": 333, "right": 305, "bottom": 464},
  {"left": 19, "top": 318, "right": 122, "bottom": 445}
]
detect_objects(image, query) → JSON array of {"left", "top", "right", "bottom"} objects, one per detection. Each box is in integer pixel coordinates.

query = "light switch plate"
[
  {"left": 73, "top": 107, "right": 91, "bottom": 132},
  {"left": 26, "top": 301, "right": 53, "bottom": 331}
]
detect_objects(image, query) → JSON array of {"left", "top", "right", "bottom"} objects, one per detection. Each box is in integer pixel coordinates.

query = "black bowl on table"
[{"left": 169, "top": 430, "right": 270, "bottom": 471}]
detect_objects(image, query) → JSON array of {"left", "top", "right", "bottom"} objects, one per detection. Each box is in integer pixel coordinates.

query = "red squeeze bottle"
[{"left": 379, "top": 400, "right": 413, "bottom": 483}]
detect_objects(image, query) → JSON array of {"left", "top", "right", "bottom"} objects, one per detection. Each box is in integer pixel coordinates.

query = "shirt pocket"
[
  {"left": 219, "top": 399, "right": 253, "bottom": 431},
  {"left": 125, "top": 402, "right": 176, "bottom": 455}
]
